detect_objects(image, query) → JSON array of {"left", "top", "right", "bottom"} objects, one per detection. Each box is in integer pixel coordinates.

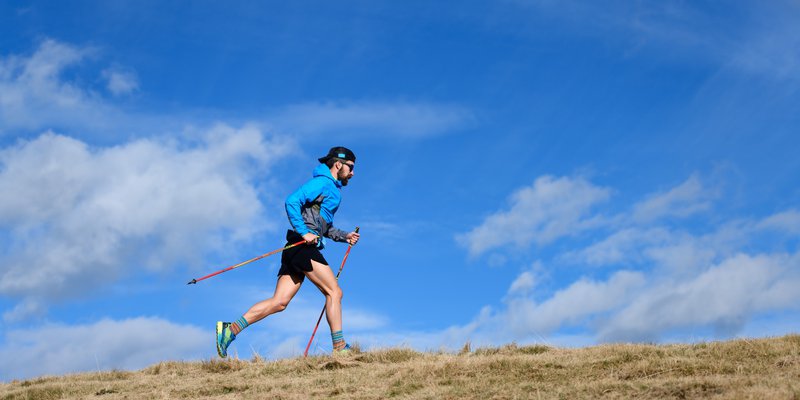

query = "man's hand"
[
  {"left": 346, "top": 231, "right": 360, "bottom": 246},
  {"left": 303, "top": 233, "right": 319, "bottom": 244}
]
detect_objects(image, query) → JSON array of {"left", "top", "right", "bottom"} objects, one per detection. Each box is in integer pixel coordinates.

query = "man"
[{"left": 216, "top": 146, "right": 360, "bottom": 358}]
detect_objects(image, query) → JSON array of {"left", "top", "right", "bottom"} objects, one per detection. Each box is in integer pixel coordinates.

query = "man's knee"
[
  {"left": 330, "top": 286, "right": 343, "bottom": 302},
  {"left": 274, "top": 299, "right": 290, "bottom": 313}
]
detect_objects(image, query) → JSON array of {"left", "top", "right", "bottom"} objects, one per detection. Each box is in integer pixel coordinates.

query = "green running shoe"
[
  {"left": 216, "top": 321, "right": 236, "bottom": 358},
  {"left": 333, "top": 343, "right": 352, "bottom": 356}
]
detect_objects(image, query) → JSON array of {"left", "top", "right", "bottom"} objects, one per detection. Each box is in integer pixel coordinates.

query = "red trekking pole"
[
  {"left": 304, "top": 227, "right": 359, "bottom": 357},
  {"left": 187, "top": 240, "right": 306, "bottom": 285}
]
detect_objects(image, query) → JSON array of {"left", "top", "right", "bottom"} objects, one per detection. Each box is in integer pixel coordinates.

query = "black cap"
[{"left": 318, "top": 146, "right": 356, "bottom": 164}]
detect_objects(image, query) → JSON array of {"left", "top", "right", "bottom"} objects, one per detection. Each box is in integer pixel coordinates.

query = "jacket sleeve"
[
  {"left": 285, "top": 178, "right": 326, "bottom": 236},
  {"left": 325, "top": 224, "right": 349, "bottom": 242}
]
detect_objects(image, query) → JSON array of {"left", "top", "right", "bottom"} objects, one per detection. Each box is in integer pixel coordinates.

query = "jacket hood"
[{"left": 313, "top": 163, "right": 342, "bottom": 188}]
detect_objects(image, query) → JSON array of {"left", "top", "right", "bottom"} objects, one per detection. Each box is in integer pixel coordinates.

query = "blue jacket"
[{"left": 285, "top": 164, "right": 349, "bottom": 248}]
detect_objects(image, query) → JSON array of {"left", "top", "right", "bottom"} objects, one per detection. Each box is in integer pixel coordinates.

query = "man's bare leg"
[
  {"left": 304, "top": 259, "right": 346, "bottom": 349},
  {"left": 237, "top": 273, "right": 304, "bottom": 332}
]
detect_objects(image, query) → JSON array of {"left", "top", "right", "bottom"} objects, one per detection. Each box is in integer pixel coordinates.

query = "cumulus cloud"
[
  {"left": 504, "top": 270, "right": 646, "bottom": 336},
  {"left": 2, "top": 299, "right": 45, "bottom": 323},
  {"left": 757, "top": 209, "right": 800, "bottom": 234},
  {"left": 600, "top": 252, "right": 800, "bottom": 342},
  {"left": 0, "top": 126, "right": 296, "bottom": 308},
  {"left": 456, "top": 175, "right": 611, "bottom": 256},
  {"left": 0, "top": 317, "right": 208, "bottom": 381},
  {"left": 507, "top": 269, "right": 537, "bottom": 296},
  {"left": 566, "top": 225, "right": 722, "bottom": 276},
  {"left": 2, "top": 41, "right": 473, "bottom": 141},
  {"left": 565, "top": 227, "right": 670, "bottom": 267},
  {"left": 448, "top": 173, "right": 800, "bottom": 346},
  {"left": 102, "top": 67, "right": 139, "bottom": 96},
  {"left": 643, "top": 237, "right": 718, "bottom": 276},
  {"left": 461, "top": 245, "right": 799, "bottom": 347},
  {"left": 0, "top": 40, "right": 125, "bottom": 134},
  {"left": 271, "top": 101, "right": 474, "bottom": 139},
  {"left": 631, "top": 175, "right": 714, "bottom": 223}
]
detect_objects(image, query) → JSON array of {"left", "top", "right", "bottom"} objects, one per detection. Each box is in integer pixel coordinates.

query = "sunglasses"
[{"left": 342, "top": 162, "right": 355, "bottom": 172}]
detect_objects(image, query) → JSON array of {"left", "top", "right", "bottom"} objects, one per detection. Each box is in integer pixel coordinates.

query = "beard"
[{"left": 338, "top": 169, "right": 351, "bottom": 186}]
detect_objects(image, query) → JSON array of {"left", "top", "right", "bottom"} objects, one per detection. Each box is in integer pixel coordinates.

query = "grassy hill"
[{"left": 2, "top": 335, "right": 799, "bottom": 399}]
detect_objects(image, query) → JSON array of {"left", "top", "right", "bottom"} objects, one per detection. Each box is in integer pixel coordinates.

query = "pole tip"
[{"left": 187, "top": 279, "right": 197, "bottom": 285}]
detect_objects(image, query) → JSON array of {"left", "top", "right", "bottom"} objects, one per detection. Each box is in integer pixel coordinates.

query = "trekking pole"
[
  {"left": 304, "top": 227, "right": 359, "bottom": 357},
  {"left": 187, "top": 240, "right": 306, "bottom": 285}
]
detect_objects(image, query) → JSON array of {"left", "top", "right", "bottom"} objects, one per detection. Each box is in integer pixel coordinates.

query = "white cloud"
[
  {"left": 451, "top": 248, "right": 799, "bottom": 348},
  {"left": 508, "top": 270, "right": 537, "bottom": 296},
  {"left": 446, "top": 173, "right": 800, "bottom": 347},
  {"left": 643, "top": 238, "right": 718, "bottom": 276},
  {"left": 757, "top": 209, "right": 800, "bottom": 235},
  {"left": 456, "top": 175, "right": 611, "bottom": 256},
  {"left": 631, "top": 175, "right": 713, "bottom": 223},
  {"left": 102, "top": 67, "right": 139, "bottom": 96},
  {"left": 0, "top": 317, "right": 209, "bottom": 381},
  {"left": 271, "top": 101, "right": 474, "bottom": 139},
  {"left": 568, "top": 225, "right": 723, "bottom": 273},
  {"left": 0, "top": 39, "right": 126, "bottom": 135},
  {"left": 0, "top": 126, "right": 296, "bottom": 308},
  {"left": 600, "top": 252, "right": 800, "bottom": 342},
  {"left": 2, "top": 41, "right": 472, "bottom": 141},
  {"left": 503, "top": 270, "right": 646, "bottom": 337},
  {"left": 566, "top": 227, "right": 671, "bottom": 267},
  {"left": 2, "top": 299, "right": 44, "bottom": 323}
]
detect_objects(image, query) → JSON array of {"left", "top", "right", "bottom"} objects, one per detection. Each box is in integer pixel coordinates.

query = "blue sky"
[{"left": 1, "top": 1, "right": 799, "bottom": 381}]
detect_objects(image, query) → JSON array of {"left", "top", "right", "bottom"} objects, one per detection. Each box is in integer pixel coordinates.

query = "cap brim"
[{"left": 318, "top": 156, "right": 330, "bottom": 163}]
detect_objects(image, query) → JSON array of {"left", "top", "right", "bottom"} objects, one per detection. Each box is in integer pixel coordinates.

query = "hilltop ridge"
[{"left": 2, "top": 335, "right": 799, "bottom": 399}]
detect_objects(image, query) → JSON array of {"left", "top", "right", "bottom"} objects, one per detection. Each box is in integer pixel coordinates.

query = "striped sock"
[
  {"left": 331, "top": 330, "right": 346, "bottom": 350},
  {"left": 231, "top": 316, "right": 250, "bottom": 335}
]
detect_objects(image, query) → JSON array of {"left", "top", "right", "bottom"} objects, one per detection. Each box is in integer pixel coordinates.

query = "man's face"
[{"left": 338, "top": 161, "right": 355, "bottom": 186}]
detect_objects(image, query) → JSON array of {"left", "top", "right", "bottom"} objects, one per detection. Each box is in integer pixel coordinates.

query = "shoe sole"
[{"left": 216, "top": 321, "right": 225, "bottom": 358}]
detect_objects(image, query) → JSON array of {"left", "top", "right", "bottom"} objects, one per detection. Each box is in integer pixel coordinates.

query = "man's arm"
[{"left": 325, "top": 224, "right": 350, "bottom": 242}]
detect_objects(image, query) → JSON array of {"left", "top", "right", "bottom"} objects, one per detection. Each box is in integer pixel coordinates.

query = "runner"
[{"left": 216, "top": 146, "right": 360, "bottom": 358}]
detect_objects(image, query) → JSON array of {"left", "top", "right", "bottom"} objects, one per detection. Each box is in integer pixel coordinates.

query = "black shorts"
[{"left": 278, "top": 230, "right": 328, "bottom": 280}]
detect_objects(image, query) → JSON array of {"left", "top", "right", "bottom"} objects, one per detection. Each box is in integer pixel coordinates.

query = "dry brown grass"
[{"left": 2, "top": 335, "right": 799, "bottom": 399}]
